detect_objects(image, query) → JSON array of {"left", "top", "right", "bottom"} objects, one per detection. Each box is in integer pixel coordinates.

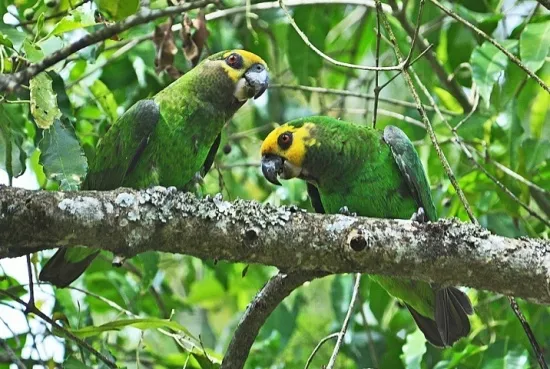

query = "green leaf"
[
  {"left": 90, "top": 80, "right": 118, "bottom": 123},
  {"left": 63, "top": 358, "right": 89, "bottom": 369},
  {"left": 400, "top": 328, "right": 426, "bottom": 369},
  {"left": 0, "top": 25, "right": 26, "bottom": 50},
  {"left": 96, "top": 0, "right": 139, "bottom": 21},
  {"left": 471, "top": 41, "right": 516, "bottom": 108},
  {"left": 134, "top": 251, "right": 160, "bottom": 290},
  {"left": 0, "top": 104, "right": 27, "bottom": 179},
  {"left": 287, "top": 6, "right": 326, "bottom": 87},
  {"left": 0, "top": 33, "right": 14, "bottom": 49},
  {"left": 519, "top": 21, "right": 550, "bottom": 73},
  {"left": 51, "top": 9, "right": 96, "bottom": 35},
  {"left": 522, "top": 138, "right": 550, "bottom": 173},
  {"left": 67, "top": 317, "right": 196, "bottom": 339},
  {"left": 23, "top": 39, "right": 44, "bottom": 63},
  {"left": 39, "top": 119, "right": 88, "bottom": 190},
  {"left": 30, "top": 72, "right": 62, "bottom": 129}
]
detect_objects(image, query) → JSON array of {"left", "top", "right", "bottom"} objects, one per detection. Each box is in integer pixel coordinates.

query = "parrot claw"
[
  {"left": 338, "top": 206, "right": 356, "bottom": 217},
  {"left": 192, "top": 171, "right": 205, "bottom": 185},
  {"left": 410, "top": 207, "right": 427, "bottom": 223}
]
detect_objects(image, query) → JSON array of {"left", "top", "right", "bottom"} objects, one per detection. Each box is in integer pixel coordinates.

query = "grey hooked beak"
[
  {"left": 261, "top": 154, "right": 283, "bottom": 186},
  {"left": 245, "top": 63, "right": 269, "bottom": 99}
]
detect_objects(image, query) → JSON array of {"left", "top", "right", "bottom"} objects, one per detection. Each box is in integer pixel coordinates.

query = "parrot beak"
[
  {"left": 244, "top": 63, "right": 269, "bottom": 99},
  {"left": 261, "top": 154, "right": 283, "bottom": 186}
]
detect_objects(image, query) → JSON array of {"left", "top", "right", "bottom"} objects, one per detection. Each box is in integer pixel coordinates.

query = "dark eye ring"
[
  {"left": 278, "top": 132, "right": 293, "bottom": 149},
  {"left": 226, "top": 53, "right": 242, "bottom": 69}
]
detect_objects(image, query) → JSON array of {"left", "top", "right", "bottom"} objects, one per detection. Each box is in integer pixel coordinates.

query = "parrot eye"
[
  {"left": 278, "top": 132, "right": 293, "bottom": 149},
  {"left": 225, "top": 53, "right": 243, "bottom": 69}
]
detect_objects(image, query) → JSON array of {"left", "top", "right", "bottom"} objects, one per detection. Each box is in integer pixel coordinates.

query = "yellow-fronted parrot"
[
  {"left": 39, "top": 50, "right": 269, "bottom": 288},
  {"left": 259, "top": 116, "right": 473, "bottom": 347}
]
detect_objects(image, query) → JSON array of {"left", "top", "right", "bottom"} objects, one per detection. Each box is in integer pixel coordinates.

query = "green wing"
[
  {"left": 383, "top": 125, "right": 437, "bottom": 222},
  {"left": 82, "top": 99, "right": 160, "bottom": 190}
]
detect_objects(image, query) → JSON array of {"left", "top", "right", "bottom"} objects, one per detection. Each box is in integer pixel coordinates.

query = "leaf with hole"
[{"left": 39, "top": 119, "right": 88, "bottom": 190}]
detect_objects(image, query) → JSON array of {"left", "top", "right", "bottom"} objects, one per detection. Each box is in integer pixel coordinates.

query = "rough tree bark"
[{"left": 1, "top": 185, "right": 550, "bottom": 304}]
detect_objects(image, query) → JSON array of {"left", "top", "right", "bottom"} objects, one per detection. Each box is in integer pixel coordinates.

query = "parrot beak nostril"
[
  {"left": 244, "top": 64, "right": 269, "bottom": 99},
  {"left": 261, "top": 154, "right": 283, "bottom": 186}
]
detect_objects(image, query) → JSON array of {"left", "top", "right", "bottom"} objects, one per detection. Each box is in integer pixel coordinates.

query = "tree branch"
[
  {"left": 220, "top": 271, "right": 326, "bottom": 369},
  {"left": 1, "top": 186, "right": 550, "bottom": 304},
  {"left": 0, "top": 0, "right": 214, "bottom": 93}
]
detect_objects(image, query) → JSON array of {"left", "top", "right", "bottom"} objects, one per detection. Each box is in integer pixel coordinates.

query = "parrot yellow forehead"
[
  {"left": 260, "top": 122, "right": 317, "bottom": 167},
  {"left": 220, "top": 50, "right": 267, "bottom": 82}
]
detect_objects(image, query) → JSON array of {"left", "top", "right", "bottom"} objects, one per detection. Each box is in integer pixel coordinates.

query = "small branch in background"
[
  {"left": 387, "top": 0, "right": 472, "bottom": 111},
  {"left": 508, "top": 296, "right": 548, "bottom": 369},
  {"left": 329, "top": 107, "right": 425, "bottom": 128},
  {"left": 357, "top": 289, "right": 379, "bottom": 368},
  {"left": 304, "top": 333, "right": 339, "bottom": 369},
  {"left": 16, "top": 0, "right": 92, "bottom": 26},
  {"left": 535, "top": 0, "right": 550, "bottom": 10},
  {"left": 429, "top": 0, "right": 550, "bottom": 95},
  {"left": 372, "top": 6, "right": 382, "bottom": 127},
  {"left": 483, "top": 154, "right": 549, "bottom": 196},
  {"left": 0, "top": 338, "right": 27, "bottom": 369},
  {"left": 220, "top": 272, "right": 327, "bottom": 369},
  {"left": 0, "top": 0, "right": 214, "bottom": 93},
  {"left": 326, "top": 273, "right": 361, "bottom": 369},
  {"left": 270, "top": 84, "right": 460, "bottom": 116},
  {"left": 455, "top": 140, "right": 550, "bottom": 228},
  {"left": 24, "top": 254, "right": 35, "bottom": 313},
  {"left": 0, "top": 289, "right": 118, "bottom": 369},
  {"left": 66, "top": 38, "right": 144, "bottom": 89},
  {"left": 205, "top": 0, "right": 392, "bottom": 22},
  {"left": 279, "top": 0, "right": 409, "bottom": 71}
]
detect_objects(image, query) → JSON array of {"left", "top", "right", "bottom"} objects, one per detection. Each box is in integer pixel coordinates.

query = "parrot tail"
[
  {"left": 39, "top": 248, "right": 100, "bottom": 288},
  {"left": 406, "top": 286, "right": 473, "bottom": 347},
  {"left": 435, "top": 287, "right": 474, "bottom": 346},
  {"left": 406, "top": 304, "right": 446, "bottom": 347}
]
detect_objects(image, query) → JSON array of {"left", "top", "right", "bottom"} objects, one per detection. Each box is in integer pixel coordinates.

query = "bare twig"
[
  {"left": 326, "top": 273, "right": 362, "bottom": 369},
  {"left": 455, "top": 140, "right": 550, "bottom": 228},
  {"left": 0, "top": 338, "right": 26, "bottom": 369},
  {"left": 0, "top": 0, "right": 214, "bottom": 93},
  {"left": 387, "top": 0, "right": 472, "bottom": 111},
  {"left": 0, "top": 289, "right": 118, "bottom": 368},
  {"left": 304, "top": 333, "right": 339, "bottom": 369},
  {"left": 357, "top": 289, "right": 379, "bottom": 368},
  {"left": 271, "top": 84, "right": 460, "bottom": 116},
  {"left": 24, "top": 254, "right": 35, "bottom": 313},
  {"left": 484, "top": 154, "right": 550, "bottom": 196},
  {"left": 508, "top": 296, "right": 548, "bottom": 369},
  {"left": 279, "top": 0, "right": 413, "bottom": 71},
  {"left": 205, "top": 0, "right": 392, "bottom": 21},
  {"left": 372, "top": 7, "right": 382, "bottom": 127},
  {"left": 429, "top": 0, "right": 550, "bottom": 95}
]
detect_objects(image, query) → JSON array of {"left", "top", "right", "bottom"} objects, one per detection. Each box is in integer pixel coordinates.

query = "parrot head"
[
  {"left": 260, "top": 119, "right": 319, "bottom": 186},
  {"left": 201, "top": 49, "right": 269, "bottom": 102}
]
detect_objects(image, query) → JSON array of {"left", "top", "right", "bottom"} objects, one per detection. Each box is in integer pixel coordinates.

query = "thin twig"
[
  {"left": 66, "top": 38, "right": 143, "bottom": 89},
  {"left": 279, "top": 0, "right": 411, "bottom": 71},
  {"left": 0, "top": 289, "right": 118, "bottom": 369},
  {"left": 357, "top": 289, "right": 379, "bottom": 368},
  {"left": 326, "top": 273, "right": 361, "bottom": 369},
  {"left": 508, "top": 296, "right": 548, "bottom": 369},
  {"left": 16, "top": 0, "right": 92, "bottom": 26},
  {"left": 387, "top": 0, "right": 472, "bottom": 111},
  {"left": 304, "top": 333, "right": 339, "bottom": 369},
  {"left": 0, "top": 0, "right": 214, "bottom": 93},
  {"left": 372, "top": 7, "right": 381, "bottom": 127},
  {"left": 0, "top": 338, "right": 27, "bottom": 369},
  {"left": 375, "top": 0, "right": 478, "bottom": 223},
  {"left": 329, "top": 107, "right": 425, "bottom": 128},
  {"left": 271, "top": 84, "right": 460, "bottom": 116},
  {"left": 455, "top": 140, "right": 550, "bottom": 228},
  {"left": 24, "top": 254, "right": 35, "bottom": 313},
  {"left": 205, "top": 0, "right": 392, "bottom": 21},
  {"left": 430, "top": 0, "right": 550, "bottom": 95}
]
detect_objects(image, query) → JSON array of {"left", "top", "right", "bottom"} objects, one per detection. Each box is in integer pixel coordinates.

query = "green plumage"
[
  {"left": 268, "top": 116, "right": 473, "bottom": 347},
  {"left": 40, "top": 50, "right": 268, "bottom": 287}
]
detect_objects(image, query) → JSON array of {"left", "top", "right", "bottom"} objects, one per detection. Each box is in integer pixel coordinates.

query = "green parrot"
[
  {"left": 259, "top": 116, "right": 473, "bottom": 347},
  {"left": 39, "top": 50, "right": 269, "bottom": 288}
]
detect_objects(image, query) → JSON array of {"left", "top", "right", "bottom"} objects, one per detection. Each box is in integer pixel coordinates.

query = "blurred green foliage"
[{"left": 0, "top": 0, "right": 549, "bottom": 368}]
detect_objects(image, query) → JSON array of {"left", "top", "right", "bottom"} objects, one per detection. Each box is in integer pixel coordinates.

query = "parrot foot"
[
  {"left": 192, "top": 171, "right": 205, "bottom": 186},
  {"left": 410, "top": 207, "right": 427, "bottom": 223},
  {"left": 338, "top": 206, "right": 357, "bottom": 217}
]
